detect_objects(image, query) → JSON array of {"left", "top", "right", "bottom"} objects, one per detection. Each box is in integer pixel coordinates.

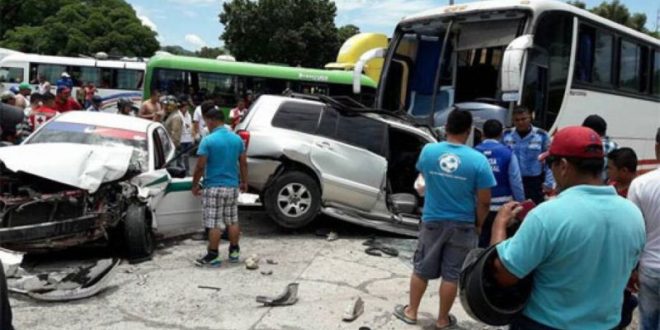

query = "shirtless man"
[{"left": 139, "top": 89, "right": 162, "bottom": 121}]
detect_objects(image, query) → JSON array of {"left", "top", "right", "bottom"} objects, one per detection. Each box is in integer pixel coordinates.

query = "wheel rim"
[{"left": 277, "top": 183, "right": 312, "bottom": 218}]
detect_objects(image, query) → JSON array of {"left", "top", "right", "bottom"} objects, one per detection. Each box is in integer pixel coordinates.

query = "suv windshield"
[{"left": 26, "top": 121, "right": 149, "bottom": 169}]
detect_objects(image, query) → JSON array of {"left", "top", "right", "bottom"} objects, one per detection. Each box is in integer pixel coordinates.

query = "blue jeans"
[{"left": 640, "top": 267, "right": 660, "bottom": 330}]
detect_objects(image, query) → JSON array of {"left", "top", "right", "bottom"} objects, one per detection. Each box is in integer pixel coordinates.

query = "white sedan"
[{"left": 0, "top": 111, "right": 202, "bottom": 258}]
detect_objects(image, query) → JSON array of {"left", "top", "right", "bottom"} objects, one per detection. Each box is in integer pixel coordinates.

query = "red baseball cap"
[{"left": 539, "top": 126, "right": 604, "bottom": 161}]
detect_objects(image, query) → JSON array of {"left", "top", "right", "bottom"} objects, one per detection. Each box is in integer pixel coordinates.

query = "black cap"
[
  {"left": 177, "top": 94, "right": 190, "bottom": 105},
  {"left": 582, "top": 114, "right": 607, "bottom": 136}
]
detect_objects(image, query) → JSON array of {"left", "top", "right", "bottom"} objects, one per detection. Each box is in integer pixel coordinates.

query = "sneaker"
[
  {"left": 228, "top": 249, "right": 240, "bottom": 263},
  {"left": 195, "top": 253, "right": 222, "bottom": 268}
]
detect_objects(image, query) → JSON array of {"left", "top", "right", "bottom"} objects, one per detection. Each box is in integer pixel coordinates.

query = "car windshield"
[{"left": 26, "top": 121, "right": 149, "bottom": 169}]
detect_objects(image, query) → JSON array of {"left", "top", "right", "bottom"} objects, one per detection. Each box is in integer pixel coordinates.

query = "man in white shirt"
[
  {"left": 628, "top": 127, "right": 660, "bottom": 330},
  {"left": 176, "top": 95, "right": 194, "bottom": 175},
  {"left": 192, "top": 101, "right": 210, "bottom": 142}
]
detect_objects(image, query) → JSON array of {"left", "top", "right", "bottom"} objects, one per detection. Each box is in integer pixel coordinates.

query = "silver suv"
[{"left": 235, "top": 95, "right": 436, "bottom": 236}]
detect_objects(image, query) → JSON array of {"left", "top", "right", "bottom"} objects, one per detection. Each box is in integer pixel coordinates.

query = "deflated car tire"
[
  {"left": 124, "top": 203, "right": 155, "bottom": 259},
  {"left": 264, "top": 171, "right": 320, "bottom": 229}
]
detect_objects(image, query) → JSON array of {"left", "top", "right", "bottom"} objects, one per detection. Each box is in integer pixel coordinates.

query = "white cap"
[{"left": 61, "top": 72, "right": 70, "bottom": 78}]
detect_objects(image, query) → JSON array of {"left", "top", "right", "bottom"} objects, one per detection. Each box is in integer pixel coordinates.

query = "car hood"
[{"left": 0, "top": 143, "right": 134, "bottom": 193}]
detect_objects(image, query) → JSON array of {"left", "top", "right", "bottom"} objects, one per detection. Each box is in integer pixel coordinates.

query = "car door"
[
  {"left": 149, "top": 126, "right": 202, "bottom": 236},
  {"left": 310, "top": 108, "right": 388, "bottom": 211}
]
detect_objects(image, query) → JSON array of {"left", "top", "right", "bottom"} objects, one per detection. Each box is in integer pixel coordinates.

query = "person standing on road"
[
  {"left": 475, "top": 119, "right": 525, "bottom": 247},
  {"left": 139, "top": 89, "right": 162, "bottom": 121},
  {"left": 14, "top": 82, "right": 31, "bottom": 110},
  {"left": 394, "top": 110, "right": 495, "bottom": 329},
  {"left": 176, "top": 95, "right": 194, "bottom": 174},
  {"left": 229, "top": 99, "right": 248, "bottom": 130},
  {"left": 55, "top": 72, "right": 73, "bottom": 90},
  {"left": 583, "top": 114, "right": 617, "bottom": 182},
  {"left": 607, "top": 148, "right": 638, "bottom": 197},
  {"left": 82, "top": 82, "right": 97, "bottom": 109},
  {"left": 37, "top": 74, "right": 51, "bottom": 94},
  {"left": 192, "top": 106, "right": 248, "bottom": 267},
  {"left": 503, "top": 106, "right": 554, "bottom": 204},
  {"left": 53, "top": 87, "right": 82, "bottom": 112},
  {"left": 193, "top": 100, "right": 212, "bottom": 142},
  {"left": 491, "top": 126, "right": 645, "bottom": 329},
  {"left": 28, "top": 92, "right": 58, "bottom": 130},
  {"left": 628, "top": 127, "right": 660, "bottom": 330}
]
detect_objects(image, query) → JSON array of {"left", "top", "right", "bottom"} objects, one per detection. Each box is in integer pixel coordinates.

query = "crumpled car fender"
[{"left": 129, "top": 169, "right": 171, "bottom": 201}]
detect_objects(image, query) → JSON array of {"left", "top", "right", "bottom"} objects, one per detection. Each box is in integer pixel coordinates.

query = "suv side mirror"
[
  {"left": 166, "top": 166, "right": 187, "bottom": 178},
  {"left": 500, "top": 35, "right": 533, "bottom": 102},
  {"left": 353, "top": 47, "right": 386, "bottom": 94}
]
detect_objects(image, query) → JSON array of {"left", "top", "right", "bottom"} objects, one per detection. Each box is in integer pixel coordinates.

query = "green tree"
[
  {"left": 568, "top": 0, "right": 657, "bottom": 37},
  {"left": 219, "top": 0, "right": 339, "bottom": 67},
  {"left": 337, "top": 24, "right": 360, "bottom": 45},
  {"left": 0, "top": 0, "right": 159, "bottom": 57},
  {"left": 160, "top": 45, "right": 196, "bottom": 56},
  {"left": 196, "top": 47, "right": 227, "bottom": 59}
]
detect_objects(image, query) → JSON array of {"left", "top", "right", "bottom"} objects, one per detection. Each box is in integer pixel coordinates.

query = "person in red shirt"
[
  {"left": 54, "top": 87, "right": 82, "bottom": 112},
  {"left": 607, "top": 147, "right": 638, "bottom": 198},
  {"left": 29, "top": 92, "right": 58, "bottom": 130}
]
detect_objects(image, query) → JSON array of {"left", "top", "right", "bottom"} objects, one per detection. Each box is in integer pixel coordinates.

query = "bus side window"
[
  {"left": 653, "top": 50, "right": 660, "bottom": 97},
  {"left": 100, "top": 68, "right": 113, "bottom": 89}
]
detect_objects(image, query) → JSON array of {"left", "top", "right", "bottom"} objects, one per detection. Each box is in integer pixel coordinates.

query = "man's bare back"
[{"left": 139, "top": 99, "right": 162, "bottom": 121}]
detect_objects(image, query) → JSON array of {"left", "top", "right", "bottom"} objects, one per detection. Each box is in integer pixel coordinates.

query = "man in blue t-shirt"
[
  {"left": 394, "top": 110, "right": 496, "bottom": 329},
  {"left": 491, "top": 126, "right": 645, "bottom": 329},
  {"left": 191, "top": 105, "right": 247, "bottom": 267}
]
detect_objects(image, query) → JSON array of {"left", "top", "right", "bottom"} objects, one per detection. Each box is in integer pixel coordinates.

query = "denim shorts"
[{"left": 413, "top": 221, "right": 477, "bottom": 282}]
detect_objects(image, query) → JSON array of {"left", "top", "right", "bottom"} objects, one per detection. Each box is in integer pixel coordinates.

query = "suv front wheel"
[{"left": 264, "top": 171, "right": 320, "bottom": 229}]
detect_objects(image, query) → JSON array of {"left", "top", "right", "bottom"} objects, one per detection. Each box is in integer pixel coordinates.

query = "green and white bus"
[{"left": 143, "top": 54, "right": 377, "bottom": 117}]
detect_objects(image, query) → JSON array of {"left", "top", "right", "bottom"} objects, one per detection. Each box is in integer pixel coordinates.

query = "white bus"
[
  {"left": 355, "top": 0, "right": 659, "bottom": 172},
  {"left": 0, "top": 53, "right": 145, "bottom": 111}
]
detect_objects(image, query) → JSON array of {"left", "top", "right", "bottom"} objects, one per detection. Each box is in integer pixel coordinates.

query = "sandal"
[
  {"left": 393, "top": 304, "right": 417, "bottom": 325},
  {"left": 435, "top": 314, "right": 457, "bottom": 329}
]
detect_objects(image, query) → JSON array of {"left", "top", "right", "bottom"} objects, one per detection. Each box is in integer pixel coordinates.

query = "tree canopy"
[
  {"left": 567, "top": 0, "right": 659, "bottom": 38},
  {"left": 0, "top": 0, "right": 160, "bottom": 57},
  {"left": 219, "top": 0, "right": 341, "bottom": 67},
  {"left": 337, "top": 24, "right": 360, "bottom": 45}
]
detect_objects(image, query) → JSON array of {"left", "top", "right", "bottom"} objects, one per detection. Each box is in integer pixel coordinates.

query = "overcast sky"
[{"left": 126, "top": 0, "right": 659, "bottom": 51}]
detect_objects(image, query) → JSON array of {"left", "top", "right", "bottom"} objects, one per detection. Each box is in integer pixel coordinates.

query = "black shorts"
[{"left": 413, "top": 221, "right": 477, "bottom": 282}]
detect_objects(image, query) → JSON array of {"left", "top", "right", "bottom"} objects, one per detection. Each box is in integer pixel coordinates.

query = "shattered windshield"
[{"left": 25, "top": 121, "right": 149, "bottom": 169}]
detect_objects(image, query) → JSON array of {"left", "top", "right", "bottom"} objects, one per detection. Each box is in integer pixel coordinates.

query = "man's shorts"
[
  {"left": 413, "top": 221, "right": 477, "bottom": 282},
  {"left": 202, "top": 187, "right": 239, "bottom": 231}
]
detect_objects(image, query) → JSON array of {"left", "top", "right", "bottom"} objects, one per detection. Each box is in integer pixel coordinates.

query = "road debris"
[
  {"left": 8, "top": 258, "right": 120, "bottom": 302},
  {"left": 342, "top": 296, "right": 364, "bottom": 322},
  {"left": 246, "top": 254, "right": 260, "bottom": 270},
  {"left": 0, "top": 248, "right": 24, "bottom": 278},
  {"left": 136, "top": 274, "right": 148, "bottom": 286},
  {"left": 363, "top": 237, "right": 399, "bottom": 257},
  {"left": 326, "top": 231, "right": 339, "bottom": 241},
  {"left": 266, "top": 259, "right": 278, "bottom": 265},
  {"left": 198, "top": 285, "right": 221, "bottom": 291},
  {"left": 260, "top": 270, "right": 273, "bottom": 276},
  {"left": 256, "top": 283, "right": 299, "bottom": 306}
]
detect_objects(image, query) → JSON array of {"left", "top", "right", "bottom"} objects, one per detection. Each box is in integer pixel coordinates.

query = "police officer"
[
  {"left": 502, "top": 106, "right": 554, "bottom": 204},
  {"left": 475, "top": 119, "right": 525, "bottom": 247}
]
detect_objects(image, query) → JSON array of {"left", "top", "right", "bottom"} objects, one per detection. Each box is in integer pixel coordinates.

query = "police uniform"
[
  {"left": 475, "top": 139, "right": 525, "bottom": 247},
  {"left": 502, "top": 126, "right": 554, "bottom": 204}
]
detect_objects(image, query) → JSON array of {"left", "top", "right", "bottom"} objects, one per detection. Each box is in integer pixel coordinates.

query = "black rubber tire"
[
  {"left": 124, "top": 203, "right": 154, "bottom": 259},
  {"left": 264, "top": 171, "right": 321, "bottom": 229}
]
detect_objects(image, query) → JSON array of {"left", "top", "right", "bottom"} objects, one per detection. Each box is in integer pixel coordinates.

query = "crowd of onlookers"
[{"left": 0, "top": 73, "right": 251, "bottom": 162}]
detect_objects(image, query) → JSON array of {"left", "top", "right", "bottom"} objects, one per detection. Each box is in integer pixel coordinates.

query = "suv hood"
[{"left": 0, "top": 143, "right": 134, "bottom": 193}]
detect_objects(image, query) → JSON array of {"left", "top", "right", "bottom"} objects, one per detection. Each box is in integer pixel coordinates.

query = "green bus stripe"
[{"left": 165, "top": 181, "right": 193, "bottom": 193}]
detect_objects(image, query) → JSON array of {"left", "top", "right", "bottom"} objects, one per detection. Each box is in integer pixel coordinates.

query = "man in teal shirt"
[
  {"left": 192, "top": 105, "right": 248, "bottom": 267},
  {"left": 491, "top": 126, "right": 645, "bottom": 329}
]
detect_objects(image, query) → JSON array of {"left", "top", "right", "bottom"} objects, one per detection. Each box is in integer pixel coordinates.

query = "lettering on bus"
[{"left": 298, "top": 73, "right": 329, "bottom": 82}]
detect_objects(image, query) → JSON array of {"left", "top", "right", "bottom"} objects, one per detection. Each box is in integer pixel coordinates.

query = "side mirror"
[
  {"left": 500, "top": 35, "right": 534, "bottom": 102},
  {"left": 166, "top": 166, "right": 187, "bottom": 179},
  {"left": 353, "top": 47, "right": 386, "bottom": 94}
]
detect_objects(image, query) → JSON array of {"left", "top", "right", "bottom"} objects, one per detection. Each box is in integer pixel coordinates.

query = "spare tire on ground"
[{"left": 459, "top": 245, "right": 533, "bottom": 326}]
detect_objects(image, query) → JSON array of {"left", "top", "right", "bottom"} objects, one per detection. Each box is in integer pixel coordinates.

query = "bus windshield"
[{"left": 379, "top": 12, "right": 527, "bottom": 117}]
